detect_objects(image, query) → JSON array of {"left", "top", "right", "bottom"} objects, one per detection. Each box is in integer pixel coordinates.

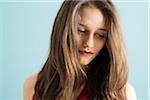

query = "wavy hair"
[{"left": 35, "top": 0, "right": 128, "bottom": 100}]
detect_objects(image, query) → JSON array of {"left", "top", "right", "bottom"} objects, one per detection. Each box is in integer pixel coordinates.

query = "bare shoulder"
[
  {"left": 126, "top": 82, "right": 137, "bottom": 100},
  {"left": 23, "top": 73, "right": 38, "bottom": 100}
]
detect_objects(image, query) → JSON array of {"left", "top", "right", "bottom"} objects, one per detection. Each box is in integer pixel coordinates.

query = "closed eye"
[
  {"left": 95, "top": 33, "right": 105, "bottom": 39},
  {"left": 77, "top": 27, "right": 87, "bottom": 35},
  {"left": 78, "top": 29, "right": 86, "bottom": 33}
]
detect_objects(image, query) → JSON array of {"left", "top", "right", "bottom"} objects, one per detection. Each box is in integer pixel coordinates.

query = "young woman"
[{"left": 24, "top": 0, "right": 137, "bottom": 100}]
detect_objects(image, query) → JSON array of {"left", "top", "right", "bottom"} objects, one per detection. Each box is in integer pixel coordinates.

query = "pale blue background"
[{"left": 0, "top": 0, "right": 148, "bottom": 100}]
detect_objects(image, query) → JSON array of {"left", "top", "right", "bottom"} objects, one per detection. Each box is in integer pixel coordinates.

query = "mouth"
[{"left": 79, "top": 50, "right": 94, "bottom": 57}]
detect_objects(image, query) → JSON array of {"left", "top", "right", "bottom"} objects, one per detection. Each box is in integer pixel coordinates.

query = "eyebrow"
[{"left": 79, "top": 23, "right": 108, "bottom": 32}]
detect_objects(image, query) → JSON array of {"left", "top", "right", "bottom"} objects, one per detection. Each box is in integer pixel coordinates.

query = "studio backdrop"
[{"left": 0, "top": 0, "right": 148, "bottom": 100}]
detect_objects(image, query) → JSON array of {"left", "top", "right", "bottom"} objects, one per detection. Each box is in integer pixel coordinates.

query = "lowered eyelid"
[
  {"left": 95, "top": 31, "right": 106, "bottom": 35},
  {"left": 78, "top": 26, "right": 85, "bottom": 29}
]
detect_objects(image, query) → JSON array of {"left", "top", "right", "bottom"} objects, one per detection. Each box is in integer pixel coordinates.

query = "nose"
[{"left": 83, "top": 34, "right": 94, "bottom": 48}]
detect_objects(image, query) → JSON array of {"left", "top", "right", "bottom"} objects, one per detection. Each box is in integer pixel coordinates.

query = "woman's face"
[{"left": 75, "top": 6, "right": 107, "bottom": 66}]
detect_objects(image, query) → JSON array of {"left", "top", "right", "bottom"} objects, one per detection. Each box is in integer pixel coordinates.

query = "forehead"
[{"left": 79, "top": 6, "right": 105, "bottom": 30}]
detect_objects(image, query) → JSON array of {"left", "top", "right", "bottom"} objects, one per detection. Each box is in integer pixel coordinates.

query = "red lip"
[{"left": 79, "top": 50, "right": 94, "bottom": 56}]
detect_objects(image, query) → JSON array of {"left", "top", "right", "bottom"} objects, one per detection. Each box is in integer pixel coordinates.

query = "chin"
[
  {"left": 80, "top": 61, "right": 90, "bottom": 66},
  {"left": 79, "top": 58, "right": 93, "bottom": 66}
]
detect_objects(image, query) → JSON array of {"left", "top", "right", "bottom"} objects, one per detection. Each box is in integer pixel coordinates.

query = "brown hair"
[{"left": 35, "top": 0, "right": 128, "bottom": 100}]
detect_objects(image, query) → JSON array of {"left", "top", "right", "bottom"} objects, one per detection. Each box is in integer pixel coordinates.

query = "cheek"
[
  {"left": 75, "top": 35, "right": 82, "bottom": 47},
  {"left": 95, "top": 41, "right": 105, "bottom": 52}
]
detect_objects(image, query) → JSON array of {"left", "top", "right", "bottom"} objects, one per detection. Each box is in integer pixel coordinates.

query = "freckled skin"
[{"left": 75, "top": 7, "right": 106, "bottom": 66}]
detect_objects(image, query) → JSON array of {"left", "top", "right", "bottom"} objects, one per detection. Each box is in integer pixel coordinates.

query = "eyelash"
[
  {"left": 78, "top": 29, "right": 86, "bottom": 33},
  {"left": 78, "top": 28, "right": 105, "bottom": 39},
  {"left": 95, "top": 33, "right": 105, "bottom": 39}
]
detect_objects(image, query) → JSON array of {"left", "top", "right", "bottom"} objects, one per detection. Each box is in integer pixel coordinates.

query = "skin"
[{"left": 76, "top": 7, "right": 107, "bottom": 66}]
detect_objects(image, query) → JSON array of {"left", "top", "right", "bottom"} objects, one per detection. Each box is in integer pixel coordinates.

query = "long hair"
[{"left": 35, "top": 0, "right": 128, "bottom": 100}]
